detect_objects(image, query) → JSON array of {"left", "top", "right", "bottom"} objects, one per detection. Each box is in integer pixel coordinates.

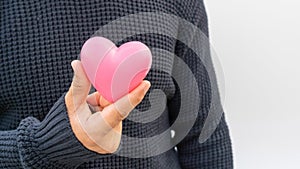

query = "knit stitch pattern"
[{"left": 0, "top": 0, "right": 233, "bottom": 168}]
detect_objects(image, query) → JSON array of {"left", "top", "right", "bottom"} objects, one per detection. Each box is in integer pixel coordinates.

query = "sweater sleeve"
[
  {"left": 168, "top": 1, "right": 233, "bottom": 168},
  {"left": 0, "top": 93, "right": 109, "bottom": 169}
]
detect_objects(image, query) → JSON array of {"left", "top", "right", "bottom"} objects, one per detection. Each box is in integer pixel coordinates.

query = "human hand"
[{"left": 65, "top": 60, "right": 150, "bottom": 154}]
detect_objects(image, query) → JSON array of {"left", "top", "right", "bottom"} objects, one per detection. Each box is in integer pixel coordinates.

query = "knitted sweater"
[{"left": 0, "top": 0, "right": 233, "bottom": 168}]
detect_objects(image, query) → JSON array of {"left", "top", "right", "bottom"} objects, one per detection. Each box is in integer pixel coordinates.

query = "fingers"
[
  {"left": 86, "top": 92, "right": 101, "bottom": 106},
  {"left": 70, "top": 60, "right": 91, "bottom": 106},
  {"left": 87, "top": 92, "right": 111, "bottom": 108},
  {"left": 100, "top": 80, "right": 151, "bottom": 128},
  {"left": 126, "top": 80, "right": 151, "bottom": 108},
  {"left": 100, "top": 96, "right": 111, "bottom": 107}
]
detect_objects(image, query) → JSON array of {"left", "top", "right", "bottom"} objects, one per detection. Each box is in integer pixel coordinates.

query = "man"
[{"left": 0, "top": 0, "right": 233, "bottom": 168}]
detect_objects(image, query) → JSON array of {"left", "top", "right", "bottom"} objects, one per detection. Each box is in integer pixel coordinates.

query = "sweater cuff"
[
  {"left": 16, "top": 93, "right": 111, "bottom": 169},
  {"left": 0, "top": 130, "right": 22, "bottom": 168}
]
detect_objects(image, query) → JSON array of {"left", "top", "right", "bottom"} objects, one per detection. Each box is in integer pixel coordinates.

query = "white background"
[{"left": 205, "top": 0, "right": 300, "bottom": 169}]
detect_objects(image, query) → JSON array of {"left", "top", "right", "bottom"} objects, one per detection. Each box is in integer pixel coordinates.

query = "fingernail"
[
  {"left": 71, "top": 60, "right": 79, "bottom": 72},
  {"left": 142, "top": 81, "right": 151, "bottom": 92},
  {"left": 71, "top": 60, "right": 76, "bottom": 70}
]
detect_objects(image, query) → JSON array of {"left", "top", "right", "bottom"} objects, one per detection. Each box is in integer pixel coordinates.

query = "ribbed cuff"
[
  {"left": 0, "top": 130, "right": 22, "bottom": 168},
  {"left": 17, "top": 93, "right": 110, "bottom": 169}
]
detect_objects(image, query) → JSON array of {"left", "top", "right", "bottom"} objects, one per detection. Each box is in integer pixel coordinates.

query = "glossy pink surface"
[{"left": 80, "top": 37, "right": 152, "bottom": 102}]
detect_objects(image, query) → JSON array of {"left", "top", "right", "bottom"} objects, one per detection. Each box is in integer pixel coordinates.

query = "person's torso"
[{"left": 0, "top": 0, "right": 202, "bottom": 168}]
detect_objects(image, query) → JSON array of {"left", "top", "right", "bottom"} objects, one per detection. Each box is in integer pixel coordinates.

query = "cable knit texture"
[{"left": 0, "top": 0, "right": 233, "bottom": 168}]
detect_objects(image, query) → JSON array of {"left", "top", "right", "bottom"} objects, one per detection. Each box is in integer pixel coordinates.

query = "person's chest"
[{"left": 0, "top": 0, "right": 178, "bottom": 131}]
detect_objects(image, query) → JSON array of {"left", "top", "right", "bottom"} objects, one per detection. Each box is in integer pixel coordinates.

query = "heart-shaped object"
[{"left": 80, "top": 36, "right": 152, "bottom": 103}]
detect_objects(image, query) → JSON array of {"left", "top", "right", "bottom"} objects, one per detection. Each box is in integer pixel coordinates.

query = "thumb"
[
  {"left": 70, "top": 60, "right": 91, "bottom": 105},
  {"left": 100, "top": 80, "right": 151, "bottom": 128}
]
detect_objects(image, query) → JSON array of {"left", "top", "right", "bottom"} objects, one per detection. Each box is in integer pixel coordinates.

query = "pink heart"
[{"left": 80, "top": 37, "right": 152, "bottom": 103}]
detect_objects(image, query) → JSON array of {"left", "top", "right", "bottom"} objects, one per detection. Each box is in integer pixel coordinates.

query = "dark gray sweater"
[{"left": 0, "top": 0, "right": 233, "bottom": 168}]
